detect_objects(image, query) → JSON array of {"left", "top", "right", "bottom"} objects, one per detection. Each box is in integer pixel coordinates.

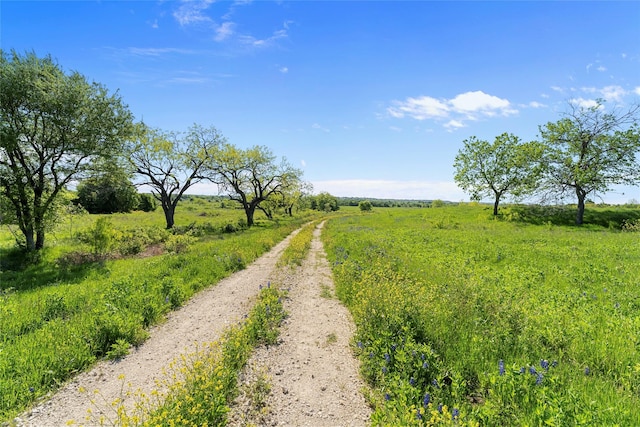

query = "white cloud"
[
  {"left": 279, "top": 66, "right": 289, "bottom": 73},
  {"left": 173, "top": 0, "right": 214, "bottom": 26},
  {"left": 528, "top": 101, "right": 546, "bottom": 108},
  {"left": 570, "top": 97, "right": 601, "bottom": 109},
  {"left": 597, "top": 65, "right": 607, "bottom": 72},
  {"left": 444, "top": 120, "right": 465, "bottom": 130},
  {"left": 387, "top": 91, "right": 516, "bottom": 129},
  {"left": 311, "top": 179, "right": 467, "bottom": 201},
  {"left": 239, "top": 28, "right": 288, "bottom": 47},
  {"left": 300, "top": 159, "right": 306, "bottom": 167},
  {"left": 312, "top": 123, "right": 330, "bottom": 133},
  {"left": 600, "top": 85, "right": 626, "bottom": 102},
  {"left": 635, "top": 87, "right": 640, "bottom": 96},
  {"left": 215, "top": 21, "right": 235, "bottom": 41}
]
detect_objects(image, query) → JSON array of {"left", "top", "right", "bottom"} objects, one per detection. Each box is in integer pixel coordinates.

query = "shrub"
[{"left": 359, "top": 200, "right": 373, "bottom": 212}]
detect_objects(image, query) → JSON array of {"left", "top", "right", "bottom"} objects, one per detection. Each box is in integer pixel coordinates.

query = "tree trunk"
[
  {"left": 24, "top": 228, "right": 36, "bottom": 251},
  {"left": 245, "top": 207, "right": 255, "bottom": 227},
  {"left": 576, "top": 189, "right": 586, "bottom": 225},
  {"left": 36, "top": 229, "right": 45, "bottom": 250},
  {"left": 493, "top": 197, "right": 500, "bottom": 216},
  {"left": 163, "top": 205, "right": 175, "bottom": 229}
]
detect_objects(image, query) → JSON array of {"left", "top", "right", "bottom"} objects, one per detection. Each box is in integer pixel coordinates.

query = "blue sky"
[{"left": 3, "top": 1, "right": 640, "bottom": 202}]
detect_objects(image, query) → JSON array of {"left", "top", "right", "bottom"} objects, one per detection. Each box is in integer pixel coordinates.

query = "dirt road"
[{"left": 16, "top": 222, "right": 370, "bottom": 426}]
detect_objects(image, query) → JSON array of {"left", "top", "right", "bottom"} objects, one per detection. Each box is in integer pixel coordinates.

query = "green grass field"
[
  {"left": 0, "top": 198, "right": 321, "bottom": 422},
  {"left": 322, "top": 204, "right": 640, "bottom": 426}
]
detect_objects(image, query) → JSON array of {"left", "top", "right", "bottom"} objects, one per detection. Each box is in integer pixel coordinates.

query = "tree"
[
  {"left": 454, "top": 133, "right": 543, "bottom": 216},
  {"left": 128, "top": 124, "right": 224, "bottom": 229},
  {"left": 359, "top": 200, "right": 373, "bottom": 211},
  {"left": 311, "top": 192, "right": 339, "bottom": 212},
  {"left": 209, "top": 144, "right": 303, "bottom": 227},
  {"left": 538, "top": 100, "right": 640, "bottom": 225},
  {"left": 0, "top": 51, "right": 133, "bottom": 250},
  {"left": 76, "top": 161, "right": 139, "bottom": 214}
]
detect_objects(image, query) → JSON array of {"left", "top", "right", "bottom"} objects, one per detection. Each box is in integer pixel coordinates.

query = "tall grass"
[{"left": 323, "top": 205, "right": 640, "bottom": 425}]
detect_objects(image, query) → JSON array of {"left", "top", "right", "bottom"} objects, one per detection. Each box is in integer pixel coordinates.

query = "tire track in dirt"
[
  {"left": 228, "top": 221, "right": 371, "bottom": 426},
  {"left": 16, "top": 229, "right": 301, "bottom": 427}
]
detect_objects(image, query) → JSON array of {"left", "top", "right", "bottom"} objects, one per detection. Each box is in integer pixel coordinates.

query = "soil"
[{"left": 14, "top": 222, "right": 371, "bottom": 426}]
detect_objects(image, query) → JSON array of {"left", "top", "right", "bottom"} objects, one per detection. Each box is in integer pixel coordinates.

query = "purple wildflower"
[
  {"left": 384, "top": 353, "right": 390, "bottom": 363},
  {"left": 585, "top": 366, "right": 590, "bottom": 375},
  {"left": 423, "top": 393, "right": 431, "bottom": 407},
  {"left": 422, "top": 361, "right": 429, "bottom": 369},
  {"left": 452, "top": 408, "right": 460, "bottom": 420},
  {"left": 432, "top": 379, "right": 439, "bottom": 388},
  {"left": 416, "top": 409, "right": 423, "bottom": 420},
  {"left": 498, "top": 359, "right": 505, "bottom": 376},
  {"left": 409, "top": 377, "right": 416, "bottom": 386},
  {"left": 536, "top": 373, "right": 544, "bottom": 385},
  {"left": 437, "top": 403, "right": 443, "bottom": 413},
  {"left": 382, "top": 367, "right": 388, "bottom": 374},
  {"left": 357, "top": 341, "right": 364, "bottom": 349},
  {"left": 391, "top": 344, "right": 397, "bottom": 352},
  {"left": 267, "top": 281, "right": 271, "bottom": 288},
  {"left": 384, "top": 393, "right": 391, "bottom": 401},
  {"left": 551, "top": 360, "right": 558, "bottom": 368},
  {"left": 519, "top": 367, "right": 526, "bottom": 374},
  {"left": 540, "top": 359, "right": 549, "bottom": 370},
  {"left": 529, "top": 366, "right": 537, "bottom": 375}
]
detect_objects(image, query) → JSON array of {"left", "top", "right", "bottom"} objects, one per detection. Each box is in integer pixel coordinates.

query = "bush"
[
  {"left": 138, "top": 193, "right": 157, "bottom": 212},
  {"left": 359, "top": 200, "right": 373, "bottom": 212}
]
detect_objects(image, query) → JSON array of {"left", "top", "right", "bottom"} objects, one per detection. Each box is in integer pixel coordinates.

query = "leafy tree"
[
  {"left": 0, "top": 50, "right": 134, "bottom": 250},
  {"left": 359, "top": 200, "right": 373, "bottom": 211},
  {"left": 128, "top": 124, "right": 224, "bottom": 229},
  {"left": 76, "top": 162, "right": 139, "bottom": 214},
  {"left": 311, "top": 192, "right": 339, "bottom": 212},
  {"left": 454, "top": 133, "right": 543, "bottom": 215},
  {"left": 208, "top": 144, "right": 303, "bottom": 227},
  {"left": 538, "top": 100, "right": 640, "bottom": 225},
  {"left": 137, "top": 193, "right": 157, "bottom": 212}
]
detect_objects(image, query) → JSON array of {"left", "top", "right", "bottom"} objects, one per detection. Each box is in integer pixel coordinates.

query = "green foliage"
[
  {"left": 137, "top": 193, "right": 158, "bottom": 212},
  {"left": 0, "top": 50, "right": 134, "bottom": 250},
  {"left": 76, "top": 168, "right": 140, "bottom": 214},
  {"left": 277, "top": 221, "right": 316, "bottom": 267},
  {"left": 454, "top": 133, "right": 543, "bottom": 215},
  {"left": 78, "top": 217, "right": 115, "bottom": 257},
  {"left": 323, "top": 206, "right": 640, "bottom": 425},
  {"left": 359, "top": 200, "right": 373, "bottom": 211},
  {"left": 209, "top": 143, "right": 304, "bottom": 227},
  {"left": 311, "top": 192, "right": 339, "bottom": 212},
  {"left": 538, "top": 100, "right": 640, "bottom": 224}
]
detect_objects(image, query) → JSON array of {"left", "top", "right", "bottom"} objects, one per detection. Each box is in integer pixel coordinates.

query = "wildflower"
[
  {"left": 551, "top": 360, "right": 558, "bottom": 368},
  {"left": 267, "top": 281, "right": 271, "bottom": 288},
  {"left": 519, "top": 367, "right": 525, "bottom": 374},
  {"left": 384, "top": 393, "right": 391, "bottom": 401},
  {"left": 452, "top": 408, "right": 460, "bottom": 420},
  {"left": 421, "top": 353, "right": 426, "bottom": 361},
  {"left": 412, "top": 350, "right": 417, "bottom": 357},
  {"left": 498, "top": 359, "right": 505, "bottom": 376},
  {"left": 384, "top": 353, "right": 390, "bottom": 363},
  {"left": 357, "top": 341, "right": 364, "bottom": 349},
  {"left": 382, "top": 367, "right": 388, "bottom": 374},
  {"left": 437, "top": 403, "right": 443, "bottom": 413},
  {"left": 259, "top": 284, "right": 263, "bottom": 290},
  {"left": 391, "top": 344, "right": 397, "bottom": 352},
  {"left": 536, "top": 373, "right": 544, "bottom": 385},
  {"left": 432, "top": 379, "right": 439, "bottom": 388},
  {"left": 369, "top": 352, "right": 375, "bottom": 358},
  {"left": 29, "top": 387, "right": 35, "bottom": 393},
  {"left": 540, "top": 359, "right": 549, "bottom": 370},
  {"left": 423, "top": 393, "right": 431, "bottom": 407},
  {"left": 585, "top": 366, "right": 590, "bottom": 375},
  {"left": 422, "top": 362, "right": 428, "bottom": 369},
  {"left": 416, "top": 409, "right": 423, "bottom": 420},
  {"left": 409, "top": 377, "right": 416, "bottom": 386},
  {"left": 529, "top": 366, "right": 537, "bottom": 375}
]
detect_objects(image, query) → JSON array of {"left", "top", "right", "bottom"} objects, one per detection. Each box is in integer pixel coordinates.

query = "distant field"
[
  {"left": 0, "top": 197, "right": 321, "bottom": 422},
  {"left": 323, "top": 204, "right": 640, "bottom": 425}
]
